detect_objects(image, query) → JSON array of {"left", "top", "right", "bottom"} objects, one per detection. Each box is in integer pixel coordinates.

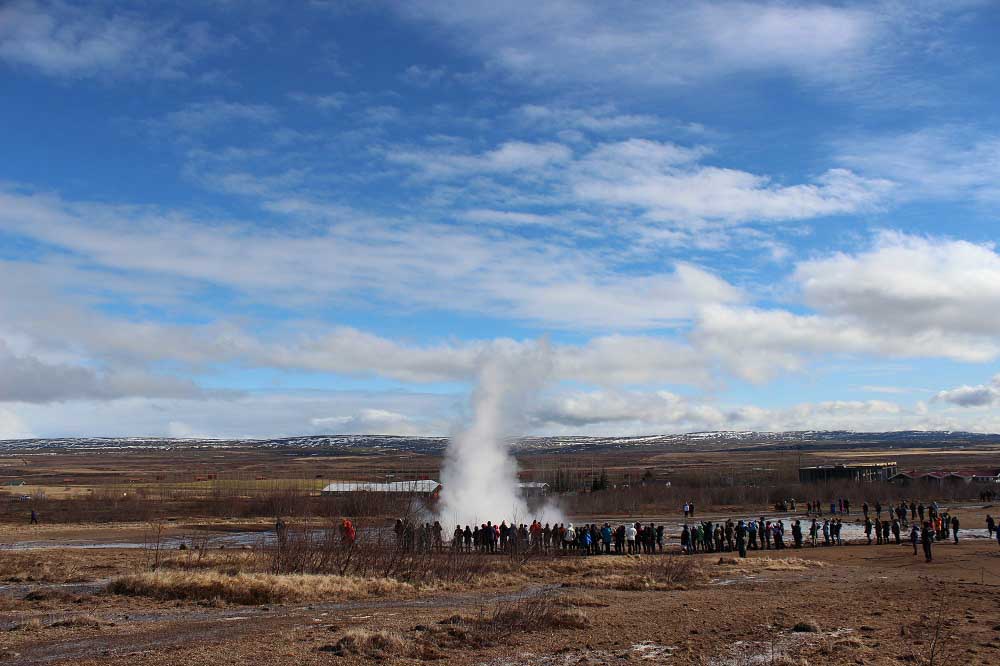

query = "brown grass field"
[{"left": 1, "top": 444, "right": 999, "bottom": 665}]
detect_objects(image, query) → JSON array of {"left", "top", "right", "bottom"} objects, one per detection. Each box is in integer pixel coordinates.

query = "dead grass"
[
  {"left": 576, "top": 555, "right": 703, "bottom": 591},
  {"left": 476, "top": 595, "right": 592, "bottom": 636},
  {"left": 49, "top": 614, "right": 112, "bottom": 629},
  {"left": 321, "top": 628, "right": 410, "bottom": 658},
  {"left": 8, "top": 618, "right": 43, "bottom": 632},
  {"left": 716, "top": 556, "right": 827, "bottom": 572},
  {"left": 326, "top": 594, "right": 592, "bottom": 658},
  {"left": 107, "top": 570, "right": 414, "bottom": 605},
  {"left": 0, "top": 558, "right": 86, "bottom": 584}
]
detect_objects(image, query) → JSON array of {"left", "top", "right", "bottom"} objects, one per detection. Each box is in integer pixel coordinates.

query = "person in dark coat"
[
  {"left": 921, "top": 521, "right": 933, "bottom": 562},
  {"left": 951, "top": 515, "right": 960, "bottom": 544}
]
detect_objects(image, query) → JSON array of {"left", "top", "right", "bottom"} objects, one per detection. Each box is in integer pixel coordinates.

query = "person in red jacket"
[{"left": 341, "top": 518, "right": 356, "bottom": 545}]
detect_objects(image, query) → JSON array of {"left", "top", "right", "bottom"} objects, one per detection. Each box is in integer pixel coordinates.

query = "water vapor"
[{"left": 437, "top": 342, "right": 564, "bottom": 528}]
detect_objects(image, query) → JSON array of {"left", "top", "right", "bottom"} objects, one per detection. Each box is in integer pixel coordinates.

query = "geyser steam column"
[{"left": 437, "top": 343, "right": 564, "bottom": 527}]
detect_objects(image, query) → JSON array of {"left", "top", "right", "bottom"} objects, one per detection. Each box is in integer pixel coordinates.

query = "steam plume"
[{"left": 437, "top": 343, "right": 564, "bottom": 527}]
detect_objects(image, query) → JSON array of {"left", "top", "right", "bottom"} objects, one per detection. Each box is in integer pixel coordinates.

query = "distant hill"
[{"left": 2, "top": 430, "right": 999, "bottom": 454}]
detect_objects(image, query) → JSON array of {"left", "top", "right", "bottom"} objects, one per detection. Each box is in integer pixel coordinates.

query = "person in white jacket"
[
  {"left": 625, "top": 523, "right": 637, "bottom": 554},
  {"left": 563, "top": 523, "right": 576, "bottom": 554}
]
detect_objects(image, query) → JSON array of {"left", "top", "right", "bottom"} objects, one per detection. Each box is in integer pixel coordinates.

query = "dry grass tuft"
[
  {"left": 478, "top": 595, "right": 592, "bottom": 635},
  {"left": 9, "top": 618, "right": 43, "bottom": 632},
  {"left": 716, "top": 557, "right": 826, "bottom": 572},
  {"left": 107, "top": 570, "right": 413, "bottom": 604},
  {"left": 322, "top": 628, "right": 409, "bottom": 658},
  {"left": 586, "top": 555, "right": 703, "bottom": 591},
  {"left": 49, "top": 614, "right": 111, "bottom": 629}
]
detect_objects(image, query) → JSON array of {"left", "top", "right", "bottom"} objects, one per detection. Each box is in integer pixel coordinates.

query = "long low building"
[
  {"left": 889, "top": 470, "right": 1000, "bottom": 485},
  {"left": 320, "top": 480, "right": 442, "bottom": 497},
  {"left": 798, "top": 462, "right": 898, "bottom": 483}
]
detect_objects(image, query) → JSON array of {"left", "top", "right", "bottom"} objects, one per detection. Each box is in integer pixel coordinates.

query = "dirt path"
[{"left": 2, "top": 586, "right": 557, "bottom": 665}]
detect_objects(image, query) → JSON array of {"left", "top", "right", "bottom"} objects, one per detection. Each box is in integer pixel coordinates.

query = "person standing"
[
  {"left": 736, "top": 521, "right": 747, "bottom": 558},
  {"left": 910, "top": 523, "right": 919, "bottom": 555},
  {"left": 951, "top": 515, "right": 960, "bottom": 544},
  {"left": 987, "top": 514, "right": 995, "bottom": 539},
  {"left": 30, "top": 509, "right": 38, "bottom": 525},
  {"left": 921, "top": 521, "right": 933, "bottom": 562}
]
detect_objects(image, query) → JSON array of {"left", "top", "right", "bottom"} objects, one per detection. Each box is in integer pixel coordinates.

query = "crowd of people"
[
  {"left": 381, "top": 496, "right": 1000, "bottom": 560},
  {"left": 390, "top": 519, "right": 669, "bottom": 555}
]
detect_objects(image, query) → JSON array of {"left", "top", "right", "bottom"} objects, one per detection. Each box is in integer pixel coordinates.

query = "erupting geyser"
[{"left": 437, "top": 344, "right": 564, "bottom": 527}]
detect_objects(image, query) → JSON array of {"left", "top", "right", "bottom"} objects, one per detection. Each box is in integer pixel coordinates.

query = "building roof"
[
  {"left": 518, "top": 482, "right": 550, "bottom": 489},
  {"left": 800, "top": 462, "right": 897, "bottom": 470},
  {"left": 892, "top": 469, "right": 1000, "bottom": 480},
  {"left": 321, "top": 480, "right": 441, "bottom": 493}
]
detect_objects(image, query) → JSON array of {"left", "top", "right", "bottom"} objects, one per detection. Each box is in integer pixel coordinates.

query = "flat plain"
[{"left": 1, "top": 442, "right": 999, "bottom": 665}]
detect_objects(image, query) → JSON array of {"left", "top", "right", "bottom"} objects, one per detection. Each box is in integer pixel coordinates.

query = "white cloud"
[
  {"left": 514, "top": 104, "right": 660, "bottom": 133},
  {"left": 398, "top": 1, "right": 877, "bottom": 87},
  {"left": 795, "top": 231, "right": 1000, "bottom": 338},
  {"left": 836, "top": 127, "right": 1000, "bottom": 203},
  {"left": 0, "top": 0, "right": 216, "bottom": 79},
  {"left": 694, "top": 232, "right": 1000, "bottom": 381},
  {"left": 935, "top": 375, "right": 1000, "bottom": 408},
  {"left": 3, "top": 392, "right": 453, "bottom": 439},
  {"left": 387, "top": 141, "right": 572, "bottom": 179},
  {"left": 311, "top": 408, "right": 428, "bottom": 436},
  {"left": 387, "top": 138, "right": 889, "bottom": 228},
  {"left": 570, "top": 142, "right": 889, "bottom": 225},
  {"left": 162, "top": 101, "right": 278, "bottom": 134},
  {"left": 0, "top": 188, "right": 739, "bottom": 330},
  {"left": 288, "top": 91, "right": 348, "bottom": 110},
  {"left": 531, "top": 389, "right": 952, "bottom": 435}
]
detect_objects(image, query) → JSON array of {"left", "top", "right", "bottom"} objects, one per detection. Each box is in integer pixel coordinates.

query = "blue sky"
[{"left": 3, "top": 0, "right": 1000, "bottom": 438}]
